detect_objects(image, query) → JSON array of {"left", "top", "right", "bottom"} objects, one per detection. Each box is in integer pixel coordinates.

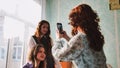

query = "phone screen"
[{"left": 57, "top": 23, "right": 63, "bottom": 34}]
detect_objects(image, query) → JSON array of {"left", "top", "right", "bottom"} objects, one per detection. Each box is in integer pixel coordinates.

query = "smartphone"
[{"left": 57, "top": 23, "right": 64, "bottom": 34}]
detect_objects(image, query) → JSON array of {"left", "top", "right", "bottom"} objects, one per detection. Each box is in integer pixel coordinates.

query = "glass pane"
[
  {"left": 1, "top": 48, "right": 5, "bottom": 59},
  {"left": 12, "top": 47, "right": 16, "bottom": 59},
  {"left": 17, "top": 47, "right": 22, "bottom": 59},
  {"left": 0, "top": 47, "right": 5, "bottom": 59}
]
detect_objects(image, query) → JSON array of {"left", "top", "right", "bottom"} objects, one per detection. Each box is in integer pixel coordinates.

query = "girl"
[
  {"left": 23, "top": 44, "right": 46, "bottom": 68},
  {"left": 29, "top": 20, "right": 61, "bottom": 68},
  {"left": 52, "top": 4, "right": 107, "bottom": 68}
]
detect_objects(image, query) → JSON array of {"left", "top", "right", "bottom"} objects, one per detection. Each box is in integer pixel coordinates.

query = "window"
[
  {"left": 12, "top": 47, "right": 22, "bottom": 60},
  {"left": 0, "top": 0, "right": 43, "bottom": 67},
  {"left": 12, "top": 38, "right": 23, "bottom": 61},
  {"left": 0, "top": 47, "right": 5, "bottom": 60}
]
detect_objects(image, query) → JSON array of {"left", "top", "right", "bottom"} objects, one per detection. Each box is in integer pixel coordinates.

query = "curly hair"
[{"left": 69, "top": 4, "right": 104, "bottom": 51}]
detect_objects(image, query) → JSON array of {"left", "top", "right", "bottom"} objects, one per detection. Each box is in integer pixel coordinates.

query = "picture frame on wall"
[{"left": 109, "top": 0, "right": 120, "bottom": 10}]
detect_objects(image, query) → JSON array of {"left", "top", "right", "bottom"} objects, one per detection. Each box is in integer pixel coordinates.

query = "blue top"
[{"left": 52, "top": 32, "right": 107, "bottom": 68}]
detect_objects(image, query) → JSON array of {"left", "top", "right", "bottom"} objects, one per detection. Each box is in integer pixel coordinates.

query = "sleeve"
[
  {"left": 54, "top": 58, "right": 62, "bottom": 68},
  {"left": 23, "top": 64, "right": 28, "bottom": 68},
  {"left": 29, "top": 36, "right": 36, "bottom": 49},
  {"left": 23, "top": 63, "right": 29, "bottom": 68},
  {"left": 27, "top": 36, "right": 36, "bottom": 56},
  {"left": 52, "top": 35, "right": 84, "bottom": 61}
]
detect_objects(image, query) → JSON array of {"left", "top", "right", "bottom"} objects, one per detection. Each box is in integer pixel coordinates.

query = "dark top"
[{"left": 32, "top": 35, "right": 55, "bottom": 68}]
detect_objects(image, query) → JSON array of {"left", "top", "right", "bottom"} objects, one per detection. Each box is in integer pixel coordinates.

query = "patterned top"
[{"left": 52, "top": 32, "right": 107, "bottom": 68}]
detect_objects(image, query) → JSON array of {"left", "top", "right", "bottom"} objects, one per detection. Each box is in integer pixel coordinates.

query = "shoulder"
[
  {"left": 74, "top": 32, "right": 87, "bottom": 42},
  {"left": 68, "top": 32, "right": 87, "bottom": 48},
  {"left": 23, "top": 63, "right": 33, "bottom": 68},
  {"left": 70, "top": 32, "right": 86, "bottom": 41},
  {"left": 29, "top": 35, "right": 34, "bottom": 40},
  {"left": 32, "top": 35, "right": 36, "bottom": 38}
]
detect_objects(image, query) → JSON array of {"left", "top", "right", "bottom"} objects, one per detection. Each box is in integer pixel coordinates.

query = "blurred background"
[{"left": 0, "top": 0, "right": 120, "bottom": 68}]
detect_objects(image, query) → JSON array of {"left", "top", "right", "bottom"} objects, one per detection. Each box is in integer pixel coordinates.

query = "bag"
[{"left": 60, "top": 61, "right": 72, "bottom": 68}]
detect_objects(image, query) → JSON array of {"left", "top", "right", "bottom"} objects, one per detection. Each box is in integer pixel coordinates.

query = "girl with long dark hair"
[
  {"left": 23, "top": 44, "right": 46, "bottom": 68},
  {"left": 29, "top": 20, "right": 61, "bottom": 68}
]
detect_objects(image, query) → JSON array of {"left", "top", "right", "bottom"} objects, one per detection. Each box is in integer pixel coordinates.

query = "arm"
[
  {"left": 29, "top": 36, "right": 36, "bottom": 49},
  {"left": 27, "top": 36, "right": 36, "bottom": 58},
  {"left": 52, "top": 34, "right": 84, "bottom": 61}
]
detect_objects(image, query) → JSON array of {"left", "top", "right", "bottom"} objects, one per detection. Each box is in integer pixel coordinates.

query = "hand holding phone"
[{"left": 57, "top": 23, "right": 64, "bottom": 34}]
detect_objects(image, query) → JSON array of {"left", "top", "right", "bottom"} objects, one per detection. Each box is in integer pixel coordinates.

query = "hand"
[
  {"left": 56, "top": 30, "right": 63, "bottom": 39},
  {"left": 62, "top": 31, "right": 70, "bottom": 41},
  {"left": 56, "top": 30, "right": 70, "bottom": 41}
]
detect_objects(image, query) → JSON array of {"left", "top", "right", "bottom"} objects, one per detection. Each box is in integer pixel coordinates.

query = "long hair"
[
  {"left": 34, "top": 20, "right": 52, "bottom": 55},
  {"left": 69, "top": 4, "right": 104, "bottom": 51},
  {"left": 34, "top": 20, "right": 55, "bottom": 68},
  {"left": 34, "top": 20, "right": 51, "bottom": 37},
  {"left": 28, "top": 44, "right": 46, "bottom": 68}
]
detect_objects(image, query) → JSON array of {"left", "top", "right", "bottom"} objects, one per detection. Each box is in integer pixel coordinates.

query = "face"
[
  {"left": 36, "top": 47, "right": 46, "bottom": 61},
  {"left": 40, "top": 23, "right": 49, "bottom": 35}
]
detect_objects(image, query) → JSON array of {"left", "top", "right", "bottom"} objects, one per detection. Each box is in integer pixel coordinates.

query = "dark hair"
[
  {"left": 69, "top": 4, "right": 104, "bottom": 51},
  {"left": 34, "top": 20, "right": 55, "bottom": 68},
  {"left": 28, "top": 44, "right": 46, "bottom": 68},
  {"left": 34, "top": 20, "right": 52, "bottom": 55},
  {"left": 35, "top": 20, "right": 51, "bottom": 37}
]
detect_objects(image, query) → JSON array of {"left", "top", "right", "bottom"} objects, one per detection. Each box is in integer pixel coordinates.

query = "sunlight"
[{"left": 0, "top": 0, "right": 41, "bottom": 40}]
